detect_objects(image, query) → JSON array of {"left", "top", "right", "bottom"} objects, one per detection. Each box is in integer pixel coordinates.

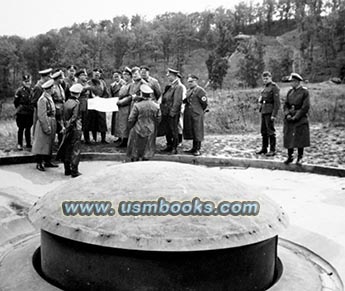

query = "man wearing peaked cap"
[
  {"left": 76, "top": 69, "right": 92, "bottom": 144},
  {"left": 69, "top": 83, "right": 84, "bottom": 94},
  {"left": 31, "top": 69, "right": 53, "bottom": 135},
  {"left": 32, "top": 78, "right": 58, "bottom": 171},
  {"left": 288, "top": 73, "right": 303, "bottom": 81},
  {"left": 63, "top": 65, "right": 77, "bottom": 101},
  {"left": 183, "top": 74, "right": 208, "bottom": 156},
  {"left": 14, "top": 74, "right": 34, "bottom": 150},
  {"left": 56, "top": 82, "right": 83, "bottom": 178},
  {"left": 114, "top": 67, "right": 134, "bottom": 147},
  {"left": 256, "top": 71, "right": 280, "bottom": 157},
  {"left": 140, "top": 66, "right": 162, "bottom": 101},
  {"left": 87, "top": 67, "right": 109, "bottom": 143},
  {"left": 167, "top": 68, "right": 179, "bottom": 75},
  {"left": 283, "top": 72, "right": 310, "bottom": 166},
  {"left": 159, "top": 67, "right": 184, "bottom": 154},
  {"left": 127, "top": 83, "right": 161, "bottom": 161},
  {"left": 140, "top": 83, "right": 153, "bottom": 96},
  {"left": 42, "top": 79, "right": 54, "bottom": 89},
  {"left": 39, "top": 68, "right": 53, "bottom": 76},
  {"left": 52, "top": 70, "right": 66, "bottom": 145}
]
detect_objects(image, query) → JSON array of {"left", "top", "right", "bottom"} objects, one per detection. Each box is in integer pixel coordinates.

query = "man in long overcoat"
[
  {"left": 160, "top": 68, "right": 184, "bottom": 154},
  {"left": 283, "top": 73, "right": 310, "bottom": 165},
  {"left": 32, "top": 79, "right": 58, "bottom": 171},
  {"left": 183, "top": 75, "right": 208, "bottom": 156},
  {"left": 110, "top": 70, "right": 126, "bottom": 138},
  {"left": 127, "top": 84, "right": 161, "bottom": 161},
  {"left": 115, "top": 67, "right": 134, "bottom": 147}
]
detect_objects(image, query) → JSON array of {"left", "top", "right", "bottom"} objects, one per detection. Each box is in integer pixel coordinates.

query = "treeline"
[{"left": 1, "top": 0, "right": 345, "bottom": 97}]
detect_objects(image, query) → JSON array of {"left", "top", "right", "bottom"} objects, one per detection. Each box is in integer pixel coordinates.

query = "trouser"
[
  {"left": 16, "top": 114, "right": 33, "bottom": 146},
  {"left": 261, "top": 114, "right": 276, "bottom": 152},
  {"left": 164, "top": 114, "right": 180, "bottom": 149},
  {"left": 64, "top": 131, "right": 81, "bottom": 175},
  {"left": 18, "top": 127, "right": 31, "bottom": 146},
  {"left": 287, "top": 148, "right": 304, "bottom": 158}
]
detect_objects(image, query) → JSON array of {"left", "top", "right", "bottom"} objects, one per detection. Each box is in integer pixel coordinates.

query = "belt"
[{"left": 262, "top": 101, "right": 273, "bottom": 104}]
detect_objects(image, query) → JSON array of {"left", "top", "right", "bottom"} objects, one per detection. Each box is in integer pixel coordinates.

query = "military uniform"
[
  {"left": 258, "top": 81, "right": 280, "bottom": 154},
  {"left": 14, "top": 85, "right": 34, "bottom": 148},
  {"left": 52, "top": 82, "right": 65, "bottom": 144},
  {"left": 127, "top": 97, "right": 161, "bottom": 161},
  {"left": 63, "top": 76, "right": 77, "bottom": 101},
  {"left": 110, "top": 78, "right": 126, "bottom": 136},
  {"left": 283, "top": 86, "right": 310, "bottom": 149},
  {"left": 160, "top": 78, "right": 184, "bottom": 152},
  {"left": 87, "top": 78, "right": 109, "bottom": 142},
  {"left": 31, "top": 80, "right": 45, "bottom": 135},
  {"left": 115, "top": 80, "right": 133, "bottom": 140},
  {"left": 183, "top": 85, "right": 208, "bottom": 154},
  {"left": 142, "top": 76, "right": 162, "bottom": 100},
  {"left": 77, "top": 81, "right": 92, "bottom": 143},
  {"left": 32, "top": 90, "right": 57, "bottom": 168},
  {"left": 57, "top": 96, "right": 82, "bottom": 176}
]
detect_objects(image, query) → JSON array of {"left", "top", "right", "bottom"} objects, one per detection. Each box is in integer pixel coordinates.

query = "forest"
[{"left": 1, "top": 0, "right": 345, "bottom": 97}]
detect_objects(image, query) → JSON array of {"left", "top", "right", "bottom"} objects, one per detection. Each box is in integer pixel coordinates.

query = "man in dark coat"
[
  {"left": 14, "top": 74, "right": 34, "bottom": 150},
  {"left": 87, "top": 68, "right": 109, "bottom": 143},
  {"left": 110, "top": 70, "right": 126, "bottom": 138},
  {"left": 51, "top": 70, "right": 66, "bottom": 145},
  {"left": 57, "top": 83, "right": 83, "bottom": 178},
  {"left": 283, "top": 73, "right": 310, "bottom": 165},
  {"left": 160, "top": 68, "right": 184, "bottom": 154},
  {"left": 30, "top": 68, "right": 52, "bottom": 135},
  {"left": 62, "top": 65, "right": 77, "bottom": 101},
  {"left": 183, "top": 75, "right": 208, "bottom": 156},
  {"left": 140, "top": 66, "right": 162, "bottom": 100},
  {"left": 76, "top": 69, "right": 92, "bottom": 144},
  {"left": 127, "top": 84, "right": 161, "bottom": 161},
  {"left": 256, "top": 71, "right": 280, "bottom": 156}
]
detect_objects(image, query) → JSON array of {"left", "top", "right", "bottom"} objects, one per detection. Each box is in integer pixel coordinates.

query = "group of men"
[{"left": 13, "top": 65, "right": 209, "bottom": 174}]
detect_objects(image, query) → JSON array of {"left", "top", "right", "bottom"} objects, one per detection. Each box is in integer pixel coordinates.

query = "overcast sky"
[{"left": 0, "top": 0, "right": 248, "bottom": 38}]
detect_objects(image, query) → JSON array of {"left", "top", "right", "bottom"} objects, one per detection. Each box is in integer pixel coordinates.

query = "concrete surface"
[{"left": 0, "top": 161, "right": 344, "bottom": 289}]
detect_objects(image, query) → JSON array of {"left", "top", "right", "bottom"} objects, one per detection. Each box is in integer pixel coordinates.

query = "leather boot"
[
  {"left": 64, "top": 162, "right": 71, "bottom": 176},
  {"left": 193, "top": 141, "right": 201, "bottom": 156},
  {"left": 256, "top": 136, "right": 268, "bottom": 155},
  {"left": 266, "top": 136, "right": 276, "bottom": 156},
  {"left": 184, "top": 140, "right": 196, "bottom": 154}
]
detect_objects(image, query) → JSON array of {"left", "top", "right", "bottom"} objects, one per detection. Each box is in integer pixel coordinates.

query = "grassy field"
[{"left": 1, "top": 82, "right": 344, "bottom": 151}]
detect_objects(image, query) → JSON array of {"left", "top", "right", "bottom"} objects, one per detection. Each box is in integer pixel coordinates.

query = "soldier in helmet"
[
  {"left": 256, "top": 71, "right": 280, "bottom": 157},
  {"left": 283, "top": 73, "right": 310, "bottom": 165},
  {"left": 14, "top": 74, "right": 34, "bottom": 150}
]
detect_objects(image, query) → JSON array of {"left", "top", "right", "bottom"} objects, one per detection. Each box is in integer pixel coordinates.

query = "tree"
[{"left": 238, "top": 37, "right": 265, "bottom": 87}]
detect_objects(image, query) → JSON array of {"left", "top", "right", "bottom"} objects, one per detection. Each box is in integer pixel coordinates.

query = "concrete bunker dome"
[{"left": 28, "top": 161, "right": 288, "bottom": 290}]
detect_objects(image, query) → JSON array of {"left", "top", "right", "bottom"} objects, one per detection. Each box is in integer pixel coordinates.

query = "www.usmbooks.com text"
[{"left": 62, "top": 197, "right": 260, "bottom": 216}]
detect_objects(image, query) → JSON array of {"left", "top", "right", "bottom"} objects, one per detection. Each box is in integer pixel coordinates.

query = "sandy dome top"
[{"left": 29, "top": 161, "right": 288, "bottom": 251}]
